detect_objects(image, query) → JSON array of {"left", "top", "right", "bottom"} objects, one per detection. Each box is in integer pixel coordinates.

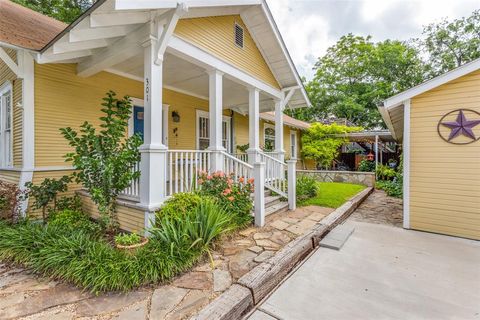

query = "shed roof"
[
  {"left": 379, "top": 57, "right": 480, "bottom": 141},
  {"left": 0, "top": 0, "right": 66, "bottom": 50}
]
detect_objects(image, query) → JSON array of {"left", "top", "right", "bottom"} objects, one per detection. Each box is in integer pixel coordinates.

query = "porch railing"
[
  {"left": 167, "top": 150, "right": 211, "bottom": 196},
  {"left": 259, "top": 152, "right": 288, "bottom": 198},
  {"left": 121, "top": 161, "right": 141, "bottom": 201},
  {"left": 223, "top": 152, "right": 253, "bottom": 181}
]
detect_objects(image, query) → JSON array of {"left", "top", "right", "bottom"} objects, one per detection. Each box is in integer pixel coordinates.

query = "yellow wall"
[
  {"left": 0, "top": 48, "right": 23, "bottom": 184},
  {"left": 175, "top": 15, "right": 280, "bottom": 89},
  {"left": 410, "top": 70, "right": 480, "bottom": 240}
]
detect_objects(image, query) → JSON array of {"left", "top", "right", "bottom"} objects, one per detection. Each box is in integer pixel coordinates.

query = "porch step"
[
  {"left": 265, "top": 202, "right": 289, "bottom": 216},
  {"left": 265, "top": 195, "right": 283, "bottom": 208}
]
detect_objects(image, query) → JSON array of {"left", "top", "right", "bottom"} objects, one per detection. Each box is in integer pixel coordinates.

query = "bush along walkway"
[{"left": 0, "top": 205, "right": 336, "bottom": 319}]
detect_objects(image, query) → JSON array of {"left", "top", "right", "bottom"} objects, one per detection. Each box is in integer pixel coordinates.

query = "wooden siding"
[
  {"left": 0, "top": 170, "right": 20, "bottom": 184},
  {"left": 410, "top": 69, "right": 480, "bottom": 240},
  {"left": 0, "top": 48, "right": 22, "bottom": 170},
  {"left": 175, "top": 15, "right": 280, "bottom": 89},
  {"left": 79, "top": 193, "right": 144, "bottom": 233}
]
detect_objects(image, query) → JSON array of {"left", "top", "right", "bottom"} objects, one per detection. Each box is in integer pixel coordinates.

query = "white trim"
[
  {"left": 0, "top": 82, "right": 13, "bottom": 168},
  {"left": 0, "top": 47, "right": 21, "bottom": 77},
  {"left": 402, "top": 99, "right": 411, "bottom": 230},
  {"left": 114, "top": 0, "right": 262, "bottom": 10},
  {"left": 290, "top": 130, "right": 297, "bottom": 159},
  {"left": 384, "top": 57, "right": 480, "bottom": 109},
  {"left": 378, "top": 104, "right": 398, "bottom": 141},
  {"left": 167, "top": 36, "right": 283, "bottom": 100}
]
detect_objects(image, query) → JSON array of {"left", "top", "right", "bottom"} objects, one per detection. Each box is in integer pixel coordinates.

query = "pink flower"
[
  {"left": 207, "top": 175, "right": 212, "bottom": 180},
  {"left": 228, "top": 196, "right": 235, "bottom": 201},
  {"left": 198, "top": 179, "right": 204, "bottom": 185},
  {"left": 219, "top": 172, "right": 225, "bottom": 178},
  {"left": 222, "top": 188, "right": 232, "bottom": 196},
  {"left": 227, "top": 179, "right": 233, "bottom": 185},
  {"left": 239, "top": 177, "right": 245, "bottom": 183},
  {"left": 247, "top": 178, "right": 254, "bottom": 184}
]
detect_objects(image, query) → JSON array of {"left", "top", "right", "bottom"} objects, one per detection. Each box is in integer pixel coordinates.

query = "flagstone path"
[
  {"left": 0, "top": 205, "right": 335, "bottom": 320},
  {"left": 350, "top": 190, "right": 403, "bottom": 227}
]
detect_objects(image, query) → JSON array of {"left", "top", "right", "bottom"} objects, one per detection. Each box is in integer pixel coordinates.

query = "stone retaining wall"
[{"left": 298, "top": 170, "right": 376, "bottom": 187}]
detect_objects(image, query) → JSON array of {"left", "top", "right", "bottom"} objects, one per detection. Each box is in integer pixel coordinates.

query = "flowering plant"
[{"left": 197, "top": 171, "right": 254, "bottom": 227}]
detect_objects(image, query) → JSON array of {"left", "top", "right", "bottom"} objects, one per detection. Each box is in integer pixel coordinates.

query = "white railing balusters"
[{"left": 259, "top": 152, "right": 288, "bottom": 198}]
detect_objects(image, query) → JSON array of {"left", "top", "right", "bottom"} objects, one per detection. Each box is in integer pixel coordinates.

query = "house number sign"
[{"left": 437, "top": 109, "right": 480, "bottom": 145}]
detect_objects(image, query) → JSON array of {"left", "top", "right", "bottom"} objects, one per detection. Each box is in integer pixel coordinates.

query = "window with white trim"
[
  {"left": 196, "top": 110, "right": 231, "bottom": 151},
  {"left": 0, "top": 83, "right": 13, "bottom": 167},
  {"left": 264, "top": 124, "right": 275, "bottom": 152}
]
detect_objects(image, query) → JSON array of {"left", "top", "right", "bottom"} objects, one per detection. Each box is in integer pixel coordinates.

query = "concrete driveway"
[{"left": 248, "top": 221, "right": 480, "bottom": 320}]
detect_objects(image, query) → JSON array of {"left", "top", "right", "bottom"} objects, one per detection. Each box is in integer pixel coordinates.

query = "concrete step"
[
  {"left": 265, "top": 195, "right": 283, "bottom": 208},
  {"left": 265, "top": 202, "right": 289, "bottom": 216},
  {"left": 319, "top": 223, "right": 355, "bottom": 250}
]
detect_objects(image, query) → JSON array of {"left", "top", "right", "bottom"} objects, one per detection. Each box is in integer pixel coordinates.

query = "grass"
[{"left": 300, "top": 182, "right": 366, "bottom": 208}]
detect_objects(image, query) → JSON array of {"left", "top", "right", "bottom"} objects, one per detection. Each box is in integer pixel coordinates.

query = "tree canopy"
[
  {"left": 12, "top": 0, "right": 94, "bottom": 23},
  {"left": 289, "top": 10, "right": 480, "bottom": 129},
  {"left": 301, "top": 123, "right": 362, "bottom": 169},
  {"left": 289, "top": 35, "right": 425, "bottom": 128}
]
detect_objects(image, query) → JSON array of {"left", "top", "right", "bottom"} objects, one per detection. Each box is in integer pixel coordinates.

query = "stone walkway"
[
  {"left": 350, "top": 190, "right": 403, "bottom": 227},
  {"left": 0, "top": 205, "right": 334, "bottom": 320}
]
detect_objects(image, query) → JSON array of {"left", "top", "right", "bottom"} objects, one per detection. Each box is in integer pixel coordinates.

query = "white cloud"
[{"left": 266, "top": 0, "right": 480, "bottom": 80}]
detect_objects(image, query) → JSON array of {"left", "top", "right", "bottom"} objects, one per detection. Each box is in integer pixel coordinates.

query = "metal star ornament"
[{"left": 441, "top": 110, "right": 480, "bottom": 141}]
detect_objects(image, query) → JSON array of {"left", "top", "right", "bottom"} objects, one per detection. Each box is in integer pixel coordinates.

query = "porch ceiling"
[
  {"left": 36, "top": 0, "right": 310, "bottom": 109},
  {"left": 109, "top": 52, "right": 274, "bottom": 112}
]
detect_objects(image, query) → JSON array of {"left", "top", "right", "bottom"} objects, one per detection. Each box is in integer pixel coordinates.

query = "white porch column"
[
  {"left": 207, "top": 69, "right": 225, "bottom": 172},
  {"left": 247, "top": 87, "right": 261, "bottom": 165},
  {"left": 139, "top": 38, "right": 167, "bottom": 231},
  {"left": 274, "top": 100, "right": 285, "bottom": 163},
  {"left": 375, "top": 134, "right": 379, "bottom": 171},
  {"left": 253, "top": 162, "right": 265, "bottom": 227},
  {"left": 287, "top": 160, "right": 297, "bottom": 210}
]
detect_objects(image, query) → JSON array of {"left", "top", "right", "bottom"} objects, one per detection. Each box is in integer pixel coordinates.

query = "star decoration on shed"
[{"left": 441, "top": 110, "right": 480, "bottom": 141}]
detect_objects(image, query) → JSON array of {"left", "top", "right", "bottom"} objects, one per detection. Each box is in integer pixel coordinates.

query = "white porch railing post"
[
  {"left": 274, "top": 99, "right": 285, "bottom": 163},
  {"left": 247, "top": 87, "right": 261, "bottom": 165},
  {"left": 254, "top": 162, "right": 265, "bottom": 227},
  {"left": 139, "top": 38, "right": 167, "bottom": 233},
  {"left": 207, "top": 69, "right": 225, "bottom": 172},
  {"left": 287, "top": 160, "right": 297, "bottom": 211}
]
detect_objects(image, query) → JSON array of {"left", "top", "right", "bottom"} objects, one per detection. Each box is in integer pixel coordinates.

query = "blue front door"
[{"left": 133, "top": 106, "right": 144, "bottom": 141}]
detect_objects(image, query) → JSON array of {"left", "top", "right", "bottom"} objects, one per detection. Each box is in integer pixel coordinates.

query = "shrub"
[
  {"left": 0, "top": 221, "right": 200, "bottom": 293},
  {"left": 376, "top": 164, "right": 396, "bottom": 181},
  {"left": 0, "top": 181, "right": 24, "bottom": 222},
  {"left": 358, "top": 159, "right": 375, "bottom": 172},
  {"left": 115, "top": 233, "right": 142, "bottom": 246},
  {"left": 49, "top": 209, "right": 102, "bottom": 237},
  {"left": 24, "top": 176, "right": 72, "bottom": 223},
  {"left": 197, "top": 171, "right": 253, "bottom": 227},
  {"left": 296, "top": 175, "right": 318, "bottom": 202},
  {"left": 151, "top": 198, "right": 232, "bottom": 261},
  {"left": 54, "top": 194, "right": 83, "bottom": 213},
  {"left": 376, "top": 179, "right": 403, "bottom": 198},
  {"left": 157, "top": 193, "right": 202, "bottom": 220},
  {"left": 60, "top": 91, "right": 142, "bottom": 233}
]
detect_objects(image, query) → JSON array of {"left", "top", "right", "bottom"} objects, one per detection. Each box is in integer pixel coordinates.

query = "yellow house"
[
  {"left": 0, "top": 0, "right": 311, "bottom": 232},
  {"left": 379, "top": 60, "right": 480, "bottom": 240}
]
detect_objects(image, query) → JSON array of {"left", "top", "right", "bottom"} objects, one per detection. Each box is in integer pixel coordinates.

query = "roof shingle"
[{"left": 0, "top": 0, "right": 66, "bottom": 51}]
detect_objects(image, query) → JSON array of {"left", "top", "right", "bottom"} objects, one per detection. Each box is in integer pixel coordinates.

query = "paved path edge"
[{"left": 191, "top": 187, "right": 374, "bottom": 320}]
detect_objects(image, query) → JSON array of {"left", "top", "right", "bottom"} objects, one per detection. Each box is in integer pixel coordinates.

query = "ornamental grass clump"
[{"left": 196, "top": 171, "right": 254, "bottom": 227}]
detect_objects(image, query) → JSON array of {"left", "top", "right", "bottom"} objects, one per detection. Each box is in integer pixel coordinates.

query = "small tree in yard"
[
  {"left": 60, "top": 91, "right": 142, "bottom": 233},
  {"left": 302, "top": 123, "right": 362, "bottom": 169},
  {"left": 24, "top": 176, "right": 72, "bottom": 223}
]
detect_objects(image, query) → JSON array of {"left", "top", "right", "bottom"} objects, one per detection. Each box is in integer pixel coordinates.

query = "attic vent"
[{"left": 234, "top": 23, "right": 244, "bottom": 48}]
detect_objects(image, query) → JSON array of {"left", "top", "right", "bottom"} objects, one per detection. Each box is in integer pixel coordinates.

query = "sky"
[{"left": 266, "top": 0, "right": 480, "bottom": 80}]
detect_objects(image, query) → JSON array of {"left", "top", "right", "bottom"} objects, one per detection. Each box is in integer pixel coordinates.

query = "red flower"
[{"left": 239, "top": 177, "right": 245, "bottom": 183}]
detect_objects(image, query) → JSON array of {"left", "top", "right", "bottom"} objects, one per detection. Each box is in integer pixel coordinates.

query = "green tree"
[
  {"left": 421, "top": 10, "right": 480, "bottom": 76},
  {"left": 12, "top": 0, "right": 94, "bottom": 23},
  {"left": 60, "top": 91, "right": 142, "bottom": 233},
  {"left": 289, "top": 34, "right": 426, "bottom": 128},
  {"left": 301, "top": 123, "right": 362, "bottom": 169}
]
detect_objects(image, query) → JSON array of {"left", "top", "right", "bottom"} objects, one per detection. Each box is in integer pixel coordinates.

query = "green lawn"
[{"left": 301, "top": 182, "right": 366, "bottom": 208}]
